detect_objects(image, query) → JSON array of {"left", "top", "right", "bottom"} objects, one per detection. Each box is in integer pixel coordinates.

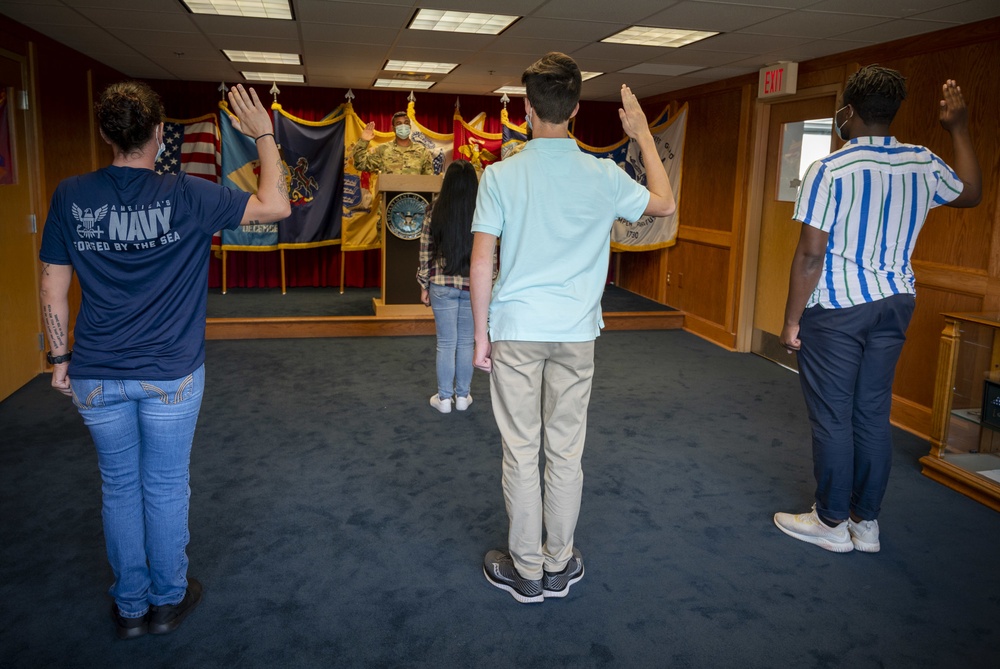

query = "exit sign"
[{"left": 758, "top": 62, "right": 799, "bottom": 99}]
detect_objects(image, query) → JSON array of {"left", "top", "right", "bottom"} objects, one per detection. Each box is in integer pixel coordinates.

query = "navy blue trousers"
[{"left": 797, "top": 294, "right": 915, "bottom": 523}]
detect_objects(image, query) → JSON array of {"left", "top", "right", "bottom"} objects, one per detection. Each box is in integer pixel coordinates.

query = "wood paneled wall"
[{"left": 617, "top": 17, "right": 1000, "bottom": 438}]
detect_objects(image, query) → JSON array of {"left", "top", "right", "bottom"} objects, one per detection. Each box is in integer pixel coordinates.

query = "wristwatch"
[{"left": 46, "top": 350, "right": 72, "bottom": 364}]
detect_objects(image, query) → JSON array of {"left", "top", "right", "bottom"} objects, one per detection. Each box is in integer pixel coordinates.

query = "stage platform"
[{"left": 206, "top": 285, "right": 683, "bottom": 340}]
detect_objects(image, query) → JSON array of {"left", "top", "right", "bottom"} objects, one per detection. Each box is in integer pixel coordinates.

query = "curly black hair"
[
  {"left": 95, "top": 81, "right": 164, "bottom": 154},
  {"left": 843, "top": 65, "right": 907, "bottom": 125}
]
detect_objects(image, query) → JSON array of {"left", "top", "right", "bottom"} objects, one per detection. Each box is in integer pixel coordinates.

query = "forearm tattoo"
[
  {"left": 43, "top": 305, "right": 66, "bottom": 350},
  {"left": 276, "top": 159, "right": 288, "bottom": 199}
]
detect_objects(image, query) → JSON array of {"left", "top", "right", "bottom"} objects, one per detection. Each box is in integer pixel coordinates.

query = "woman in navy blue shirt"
[{"left": 39, "top": 81, "right": 289, "bottom": 640}]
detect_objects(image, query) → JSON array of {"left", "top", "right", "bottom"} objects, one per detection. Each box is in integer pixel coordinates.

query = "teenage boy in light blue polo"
[
  {"left": 469, "top": 52, "right": 676, "bottom": 603},
  {"left": 774, "top": 66, "right": 981, "bottom": 554}
]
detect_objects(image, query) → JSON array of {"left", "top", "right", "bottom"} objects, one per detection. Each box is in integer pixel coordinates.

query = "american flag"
[{"left": 155, "top": 114, "right": 221, "bottom": 183}]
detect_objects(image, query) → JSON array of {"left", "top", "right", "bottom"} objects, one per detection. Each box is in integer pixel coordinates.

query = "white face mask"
[
  {"left": 525, "top": 109, "right": 533, "bottom": 132},
  {"left": 834, "top": 105, "right": 852, "bottom": 141},
  {"left": 154, "top": 129, "right": 166, "bottom": 163},
  {"left": 395, "top": 124, "right": 411, "bottom": 140}
]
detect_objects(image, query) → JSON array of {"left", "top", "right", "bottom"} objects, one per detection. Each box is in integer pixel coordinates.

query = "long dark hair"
[{"left": 431, "top": 160, "right": 478, "bottom": 276}]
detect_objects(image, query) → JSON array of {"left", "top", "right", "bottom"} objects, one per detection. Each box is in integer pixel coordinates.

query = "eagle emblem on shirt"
[{"left": 73, "top": 203, "right": 109, "bottom": 239}]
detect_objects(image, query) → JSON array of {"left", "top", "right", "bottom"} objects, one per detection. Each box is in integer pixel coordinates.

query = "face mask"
[
  {"left": 154, "top": 129, "right": 166, "bottom": 163},
  {"left": 834, "top": 105, "right": 852, "bottom": 141},
  {"left": 525, "top": 109, "right": 533, "bottom": 132},
  {"left": 395, "top": 124, "right": 411, "bottom": 140}
]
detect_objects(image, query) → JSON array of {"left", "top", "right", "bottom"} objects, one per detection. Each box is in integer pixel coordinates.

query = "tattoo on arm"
[
  {"left": 42, "top": 305, "right": 66, "bottom": 350},
  {"left": 41, "top": 263, "right": 52, "bottom": 277},
  {"left": 276, "top": 159, "right": 288, "bottom": 199}
]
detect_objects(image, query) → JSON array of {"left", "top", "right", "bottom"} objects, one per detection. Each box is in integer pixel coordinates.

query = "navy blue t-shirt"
[{"left": 39, "top": 166, "right": 251, "bottom": 379}]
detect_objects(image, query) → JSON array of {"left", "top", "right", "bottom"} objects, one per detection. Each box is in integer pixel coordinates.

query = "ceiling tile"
[{"left": 643, "top": 1, "right": 789, "bottom": 32}]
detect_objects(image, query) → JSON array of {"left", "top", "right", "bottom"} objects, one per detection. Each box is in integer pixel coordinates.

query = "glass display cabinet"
[{"left": 924, "top": 312, "right": 1000, "bottom": 511}]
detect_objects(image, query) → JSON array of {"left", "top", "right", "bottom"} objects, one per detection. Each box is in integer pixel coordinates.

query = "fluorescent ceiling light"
[
  {"left": 243, "top": 71, "right": 304, "bottom": 83},
  {"left": 602, "top": 26, "right": 717, "bottom": 48},
  {"left": 374, "top": 78, "right": 435, "bottom": 90},
  {"left": 182, "top": 0, "right": 293, "bottom": 20},
  {"left": 224, "top": 50, "right": 300, "bottom": 64},
  {"left": 581, "top": 71, "right": 603, "bottom": 81},
  {"left": 384, "top": 60, "right": 457, "bottom": 75},
  {"left": 409, "top": 9, "right": 518, "bottom": 35},
  {"left": 493, "top": 85, "right": 526, "bottom": 95}
]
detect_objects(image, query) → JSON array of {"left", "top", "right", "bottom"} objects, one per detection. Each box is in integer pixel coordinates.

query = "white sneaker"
[
  {"left": 455, "top": 394, "right": 473, "bottom": 411},
  {"left": 430, "top": 394, "right": 452, "bottom": 414},
  {"left": 774, "top": 506, "right": 853, "bottom": 553},
  {"left": 847, "top": 517, "right": 880, "bottom": 553}
]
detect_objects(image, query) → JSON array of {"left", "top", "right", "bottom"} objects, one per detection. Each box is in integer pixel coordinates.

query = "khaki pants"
[{"left": 489, "top": 340, "right": 595, "bottom": 580}]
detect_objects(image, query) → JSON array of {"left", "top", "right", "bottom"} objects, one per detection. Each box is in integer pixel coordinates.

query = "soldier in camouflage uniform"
[{"left": 352, "top": 110, "right": 434, "bottom": 175}]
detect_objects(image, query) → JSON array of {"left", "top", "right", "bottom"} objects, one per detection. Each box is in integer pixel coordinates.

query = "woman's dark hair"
[
  {"left": 95, "top": 81, "right": 164, "bottom": 155},
  {"left": 843, "top": 65, "right": 907, "bottom": 126},
  {"left": 431, "top": 160, "right": 478, "bottom": 276}
]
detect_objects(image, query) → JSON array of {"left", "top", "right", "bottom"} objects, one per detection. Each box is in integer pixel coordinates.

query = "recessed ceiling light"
[
  {"left": 408, "top": 9, "right": 519, "bottom": 35},
  {"left": 602, "top": 26, "right": 717, "bottom": 48},
  {"left": 581, "top": 71, "right": 603, "bottom": 81},
  {"left": 493, "top": 85, "right": 526, "bottom": 95},
  {"left": 374, "top": 78, "right": 435, "bottom": 90},
  {"left": 182, "top": 1, "right": 292, "bottom": 20},
  {"left": 243, "top": 71, "right": 304, "bottom": 83},
  {"left": 384, "top": 60, "right": 458, "bottom": 75},
  {"left": 224, "top": 50, "right": 300, "bottom": 64}
]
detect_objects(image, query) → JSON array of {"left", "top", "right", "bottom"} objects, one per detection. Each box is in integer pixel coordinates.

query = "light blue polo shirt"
[{"left": 471, "top": 138, "right": 649, "bottom": 342}]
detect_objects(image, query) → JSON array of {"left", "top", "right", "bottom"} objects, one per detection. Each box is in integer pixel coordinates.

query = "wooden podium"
[{"left": 373, "top": 173, "right": 443, "bottom": 317}]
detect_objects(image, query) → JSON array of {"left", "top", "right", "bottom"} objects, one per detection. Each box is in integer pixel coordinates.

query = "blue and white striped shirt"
[{"left": 793, "top": 136, "right": 963, "bottom": 309}]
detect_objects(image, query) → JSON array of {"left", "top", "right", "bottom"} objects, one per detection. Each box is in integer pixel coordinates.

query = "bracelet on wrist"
[{"left": 254, "top": 133, "right": 274, "bottom": 142}]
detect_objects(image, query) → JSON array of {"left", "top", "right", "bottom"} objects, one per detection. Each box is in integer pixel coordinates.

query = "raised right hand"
[
  {"left": 361, "top": 121, "right": 375, "bottom": 142},
  {"left": 939, "top": 79, "right": 969, "bottom": 134}
]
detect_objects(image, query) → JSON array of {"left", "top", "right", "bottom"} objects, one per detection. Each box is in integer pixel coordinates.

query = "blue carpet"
[{"left": 0, "top": 330, "right": 996, "bottom": 668}]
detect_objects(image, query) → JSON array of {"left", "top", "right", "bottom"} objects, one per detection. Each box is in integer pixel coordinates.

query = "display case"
[{"left": 923, "top": 312, "right": 1000, "bottom": 511}]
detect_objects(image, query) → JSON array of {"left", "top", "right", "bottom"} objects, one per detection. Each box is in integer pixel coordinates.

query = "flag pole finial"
[
  {"left": 345, "top": 89, "right": 355, "bottom": 102},
  {"left": 270, "top": 82, "right": 281, "bottom": 103},
  {"left": 500, "top": 93, "right": 510, "bottom": 107},
  {"left": 218, "top": 81, "right": 228, "bottom": 100}
]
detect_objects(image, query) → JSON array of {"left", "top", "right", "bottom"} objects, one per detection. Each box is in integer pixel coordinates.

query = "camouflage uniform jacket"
[{"left": 352, "top": 139, "right": 434, "bottom": 175}]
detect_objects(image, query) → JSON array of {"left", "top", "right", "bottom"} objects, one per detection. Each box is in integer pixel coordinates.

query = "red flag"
[{"left": 453, "top": 111, "right": 502, "bottom": 171}]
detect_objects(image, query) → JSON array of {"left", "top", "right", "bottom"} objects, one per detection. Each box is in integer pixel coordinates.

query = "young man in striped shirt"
[{"left": 774, "top": 66, "right": 981, "bottom": 553}]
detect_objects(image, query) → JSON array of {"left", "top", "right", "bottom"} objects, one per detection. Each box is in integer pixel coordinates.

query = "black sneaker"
[
  {"left": 483, "top": 550, "right": 543, "bottom": 603},
  {"left": 542, "top": 547, "right": 584, "bottom": 598},
  {"left": 149, "top": 578, "right": 203, "bottom": 635},
  {"left": 111, "top": 603, "right": 149, "bottom": 640}
]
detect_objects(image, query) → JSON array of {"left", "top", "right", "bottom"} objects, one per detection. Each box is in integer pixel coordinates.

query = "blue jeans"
[
  {"left": 429, "top": 284, "right": 473, "bottom": 399},
  {"left": 797, "top": 295, "right": 915, "bottom": 523},
  {"left": 71, "top": 365, "right": 205, "bottom": 618}
]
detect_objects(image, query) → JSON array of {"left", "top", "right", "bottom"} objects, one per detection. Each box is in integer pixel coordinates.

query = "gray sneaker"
[
  {"left": 483, "top": 550, "right": 543, "bottom": 603},
  {"left": 847, "top": 517, "right": 880, "bottom": 552},
  {"left": 542, "top": 547, "right": 584, "bottom": 598}
]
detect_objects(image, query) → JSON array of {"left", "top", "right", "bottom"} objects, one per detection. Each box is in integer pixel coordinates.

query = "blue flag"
[
  {"left": 273, "top": 109, "right": 344, "bottom": 245},
  {"left": 219, "top": 106, "right": 278, "bottom": 248}
]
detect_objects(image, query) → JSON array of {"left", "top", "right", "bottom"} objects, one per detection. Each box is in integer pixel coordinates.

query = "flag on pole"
[
  {"left": 453, "top": 109, "right": 501, "bottom": 172},
  {"left": 610, "top": 104, "right": 687, "bottom": 251},
  {"left": 500, "top": 107, "right": 528, "bottom": 159},
  {"left": 218, "top": 102, "right": 278, "bottom": 248},
  {"left": 342, "top": 103, "right": 391, "bottom": 251},
  {"left": 272, "top": 106, "right": 344, "bottom": 246},
  {"left": 155, "top": 114, "right": 221, "bottom": 182}
]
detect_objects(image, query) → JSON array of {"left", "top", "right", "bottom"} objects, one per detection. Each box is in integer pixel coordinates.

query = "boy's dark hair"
[
  {"left": 521, "top": 52, "right": 581, "bottom": 124},
  {"left": 95, "top": 81, "right": 164, "bottom": 154},
  {"left": 843, "top": 65, "right": 907, "bottom": 126},
  {"left": 430, "top": 160, "right": 478, "bottom": 276}
]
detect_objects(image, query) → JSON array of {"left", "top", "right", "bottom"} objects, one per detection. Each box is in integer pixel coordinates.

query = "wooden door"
[
  {"left": 0, "top": 52, "right": 42, "bottom": 401},
  {"left": 751, "top": 94, "right": 837, "bottom": 368}
]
